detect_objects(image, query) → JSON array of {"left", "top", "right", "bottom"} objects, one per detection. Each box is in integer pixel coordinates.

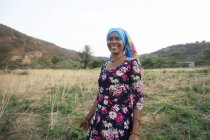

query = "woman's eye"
[
  {"left": 108, "top": 37, "right": 121, "bottom": 41},
  {"left": 115, "top": 37, "right": 120, "bottom": 41}
]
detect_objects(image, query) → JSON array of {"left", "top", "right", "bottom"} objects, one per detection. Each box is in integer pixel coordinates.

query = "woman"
[{"left": 80, "top": 28, "right": 144, "bottom": 140}]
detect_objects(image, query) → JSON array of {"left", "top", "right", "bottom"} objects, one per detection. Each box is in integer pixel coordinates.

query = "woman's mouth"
[{"left": 110, "top": 46, "right": 118, "bottom": 49}]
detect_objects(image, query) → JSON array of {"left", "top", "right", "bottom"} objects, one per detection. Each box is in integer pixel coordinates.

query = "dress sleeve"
[
  {"left": 96, "top": 61, "right": 108, "bottom": 101},
  {"left": 129, "top": 59, "right": 144, "bottom": 110}
]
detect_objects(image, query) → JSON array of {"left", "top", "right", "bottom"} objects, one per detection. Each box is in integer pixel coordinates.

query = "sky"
[{"left": 0, "top": 0, "right": 210, "bottom": 57}]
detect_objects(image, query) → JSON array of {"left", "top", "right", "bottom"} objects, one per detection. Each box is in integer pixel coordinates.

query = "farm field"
[{"left": 0, "top": 67, "right": 210, "bottom": 140}]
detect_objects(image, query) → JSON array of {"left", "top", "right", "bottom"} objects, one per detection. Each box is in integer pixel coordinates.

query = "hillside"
[
  {"left": 1, "top": 23, "right": 209, "bottom": 69},
  {"left": 140, "top": 41, "right": 210, "bottom": 68},
  {"left": 0, "top": 24, "right": 80, "bottom": 68}
]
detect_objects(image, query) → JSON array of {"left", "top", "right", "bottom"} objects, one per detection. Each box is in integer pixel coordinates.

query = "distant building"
[{"left": 183, "top": 61, "right": 195, "bottom": 67}]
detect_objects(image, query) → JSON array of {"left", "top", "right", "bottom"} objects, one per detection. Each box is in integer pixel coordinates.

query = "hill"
[
  {"left": 140, "top": 41, "right": 210, "bottom": 68},
  {"left": 0, "top": 24, "right": 80, "bottom": 68},
  {"left": 1, "top": 23, "right": 209, "bottom": 69}
]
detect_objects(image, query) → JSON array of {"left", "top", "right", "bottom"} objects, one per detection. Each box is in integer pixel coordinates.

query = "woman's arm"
[
  {"left": 131, "top": 109, "right": 142, "bottom": 134},
  {"left": 79, "top": 99, "right": 98, "bottom": 130},
  {"left": 128, "top": 59, "right": 144, "bottom": 139},
  {"left": 85, "top": 99, "right": 98, "bottom": 120}
]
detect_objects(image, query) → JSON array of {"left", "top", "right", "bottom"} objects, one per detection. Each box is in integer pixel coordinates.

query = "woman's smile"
[{"left": 107, "top": 32, "right": 124, "bottom": 54}]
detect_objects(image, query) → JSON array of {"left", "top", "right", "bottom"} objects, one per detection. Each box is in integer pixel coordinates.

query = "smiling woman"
[
  {"left": 107, "top": 32, "right": 125, "bottom": 56},
  {"left": 80, "top": 28, "right": 144, "bottom": 140}
]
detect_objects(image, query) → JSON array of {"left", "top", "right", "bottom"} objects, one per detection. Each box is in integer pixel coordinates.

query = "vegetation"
[
  {"left": 51, "top": 55, "right": 63, "bottom": 64},
  {"left": 78, "top": 45, "right": 93, "bottom": 69},
  {"left": 1, "top": 24, "right": 210, "bottom": 69},
  {"left": 140, "top": 56, "right": 182, "bottom": 69},
  {"left": 0, "top": 44, "right": 13, "bottom": 66},
  {"left": 202, "top": 48, "right": 210, "bottom": 59},
  {"left": 0, "top": 24, "right": 82, "bottom": 69},
  {"left": 89, "top": 59, "right": 106, "bottom": 69},
  {"left": 140, "top": 41, "right": 210, "bottom": 69},
  {"left": 0, "top": 67, "right": 209, "bottom": 139}
]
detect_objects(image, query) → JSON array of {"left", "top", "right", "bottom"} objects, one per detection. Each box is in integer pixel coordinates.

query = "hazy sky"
[{"left": 0, "top": 0, "right": 210, "bottom": 57}]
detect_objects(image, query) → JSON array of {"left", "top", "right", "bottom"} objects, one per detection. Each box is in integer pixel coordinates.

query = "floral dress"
[{"left": 87, "top": 57, "right": 144, "bottom": 140}]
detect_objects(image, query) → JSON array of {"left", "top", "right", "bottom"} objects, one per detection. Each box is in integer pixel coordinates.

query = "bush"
[
  {"left": 89, "top": 59, "right": 105, "bottom": 69},
  {"left": 51, "top": 55, "right": 63, "bottom": 64}
]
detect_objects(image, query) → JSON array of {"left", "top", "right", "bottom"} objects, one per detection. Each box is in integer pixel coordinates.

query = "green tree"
[
  {"left": 153, "top": 57, "right": 165, "bottom": 68},
  {"left": 78, "top": 45, "right": 92, "bottom": 68},
  {"left": 89, "top": 59, "right": 105, "bottom": 69},
  {"left": 51, "top": 55, "right": 63, "bottom": 64},
  {"left": 141, "top": 57, "right": 154, "bottom": 69},
  {"left": 202, "top": 48, "right": 210, "bottom": 59}
]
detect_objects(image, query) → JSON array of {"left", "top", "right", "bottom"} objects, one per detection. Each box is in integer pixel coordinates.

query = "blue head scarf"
[{"left": 107, "top": 28, "right": 139, "bottom": 60}]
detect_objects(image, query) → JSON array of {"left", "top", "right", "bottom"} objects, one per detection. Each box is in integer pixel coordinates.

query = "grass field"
[{"left": 0, "top": 67, "right": 210, "bottom": 140}]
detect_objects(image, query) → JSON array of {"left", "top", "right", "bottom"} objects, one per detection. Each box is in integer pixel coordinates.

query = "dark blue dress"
[{"left": 87, "top": 57, "right": 144, "bottom": 140}]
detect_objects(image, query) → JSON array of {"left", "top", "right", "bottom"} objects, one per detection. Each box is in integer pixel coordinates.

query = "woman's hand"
[
  {"left": 79, "top": 117, "right": 90, "bottom": 130},
  {"left": 129, "top": 133, "right": 140, "bottom": 140}
]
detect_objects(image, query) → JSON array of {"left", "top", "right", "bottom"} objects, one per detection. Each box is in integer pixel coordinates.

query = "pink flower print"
[
  {"left": 127, "top": 95, "right": 132, "bottom": 101},
  {"left": 109, "top": 111, "right": 117, "bottom": 119},
  {"left": 108, "top": 130, "right": 114, "bottom": 140},
  {"left": 104, "top": 100, "right": 108, "bottom": 105},
  {"left": 119, "top": 130, "right": 124, "bottom": 136},
  {"left": 102, "top": 74, "right": 106, "bottom": 80},
  {"left": 124, "top": 120, "right": 129, "bottom": 129},
  {"left": 97, "top": 116, "right": 101, "bottom": 123},
  {"left": 127, "top": 65, "right": 131, "bottom": 71},
  {"left": 116, "top": 70, "right": 123, "bottom": 76},
  {"left": 113, "top": 98, "right": 118, "bottom": 102},
  {"left": 90, "top": 114, "right": 96, "bottom": 124},
  {"left": 98, "top": 94, "right": 103, "bottom": 102},
  {"left": 120, "top": 67, "right": 127, "bottom": 73},
  {"left": 112, "top": 104, "right": 120, "bottom": 112},
  {"left": 122, "top": 74, "right": 127, "bottom": 79},
  {"left": 99, "top": 87, "right": 104, "bottom": 92},
  {"left": 116, "top": 86, "right": 122, "bottom": 94},
  {"left": 104, "top": 96, "right": 110, "bottom": 105},
  {"left": 93, "top": 136, "right": 100, "bottom": 140},
  {"left": 102, "top": 106, "right": 108, "bottom": 114},
  {"left": 115, "top": 113, "right": 123, "bottom": 123},
  {"left": 133, "top": 66, "right": 140, "bottom": 73},
  {"left": 136, "top": 81, "right": 142, "bottom": 92},
  {"left": 109, "top": 85, "right": 115, "bottom": 93},
  {"left": 122, "top": 106, "right": 128, "bottom": 114},
  {"left": 136, "top": 102, "right": 143, "bottom": 110},
  {"left": 110, "top": 78, "right": 119, "bottom": 84},
  {"left": 124, "top": 122, "right": 128, "bottom": 129},
  {"left": 104, "top": 122, "right": 113, "bottom": 128}
]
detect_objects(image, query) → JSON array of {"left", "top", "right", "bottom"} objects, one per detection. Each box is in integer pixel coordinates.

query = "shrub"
[{"left": 51, "top": 55, "right": 63, "bottom": 64}]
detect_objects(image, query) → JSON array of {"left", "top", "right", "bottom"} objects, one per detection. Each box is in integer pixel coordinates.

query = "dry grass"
[
  {"left": 0, "top": 69, "right": 100, "bottom": 99},
  {"left": 0, "top": 67, "right": 209, "bottom": 139}
]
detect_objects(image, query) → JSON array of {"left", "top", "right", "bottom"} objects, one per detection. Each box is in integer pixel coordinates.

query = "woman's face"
[{"left": 107, "top": 32, "right": 125, "bottom": 55}]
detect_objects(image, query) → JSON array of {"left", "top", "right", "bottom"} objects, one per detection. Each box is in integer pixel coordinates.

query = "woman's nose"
[{"left": 111, "top": 39, "right": 117, "bottom": 44}]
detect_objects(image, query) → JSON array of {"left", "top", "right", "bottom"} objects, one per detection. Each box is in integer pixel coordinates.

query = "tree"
[
  {"left": 202, "top": 48, "right": 210, "bottom": 59},
  {"left": 51, "top": 55, "right": 63, "bottom": 64},
  {"left": 78, "top": 45, "right": 92, "bottom": 68},
  {"left": 89, "top": 59, "right": 105, "bottom": 69},
  {"left": 141, "top": 57, "right": 154, "bottom": 69}
]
